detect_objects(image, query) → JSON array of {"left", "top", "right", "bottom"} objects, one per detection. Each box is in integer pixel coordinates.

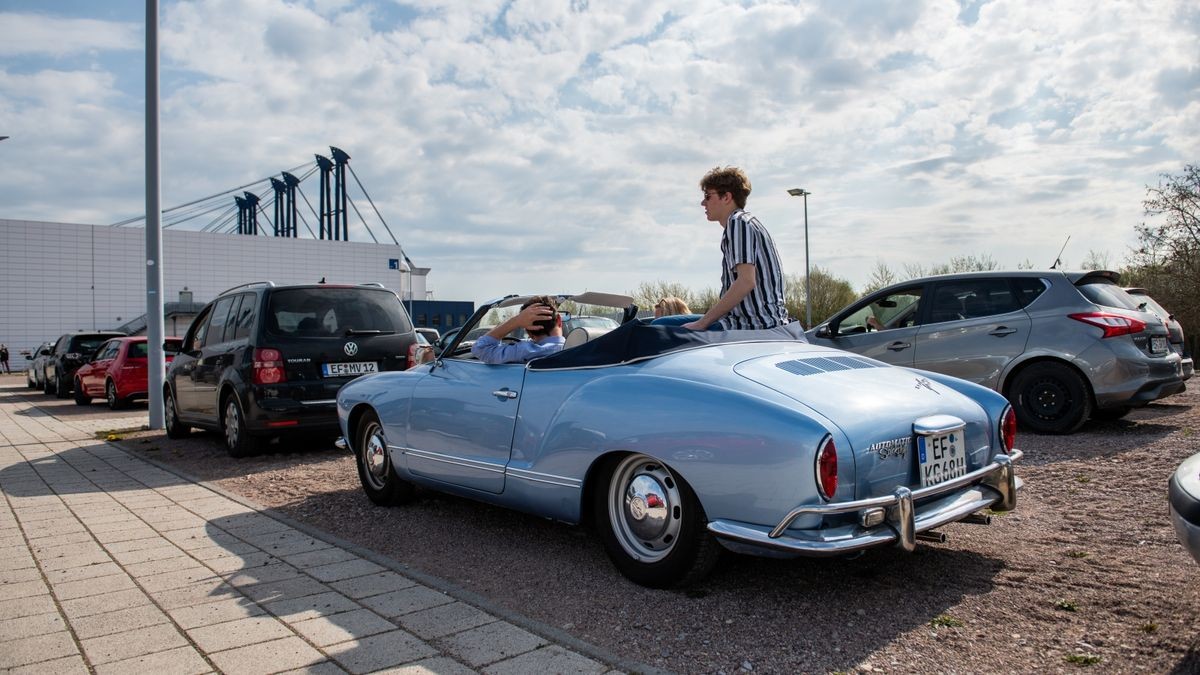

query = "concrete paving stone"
[
  {"left": 225, "top": 561, "right": 302, "bottom": 588},
  {"left": 482, "top": 646, "right": 607, "bottom": 675},
  {"left": 134, "top": 566, "right": 221, "bottom": 593},
  {"left": 147, "top": 577, "right": 241, "bottom": 610},
  {"left": 275, "top": 660, "right": 348, "bottom": 675},
  {"left": 103, "top": 535, "right": 171, "bottom": 553},
  {"left": 86, "top": 519, "right": 146, "bottom": 534},
  {"left": 280, "top": 546, "right": 359, "bottom": 570},
  {"left": 167, "top": 595, "right": 267, "bottom": 630},
  {"left": 25, "top": 524, "right": 88, "bottom": 542},
  {"left": 151, "top": 517, "right": 211, "bottom": 533},
  {"left": 186, "top": 614, "right": 294, "bottom": 653},
  {"left": 396, "top": 602, "right": 495, "bottom": 641},
  {"left": 210, "top": 513, "right": 288, "bottom": 533},
  {"left": 91, "top": 645, "right": 210, "bottom": 675},
  {"left": 204, "top": 550, "right": 277, "bottom": 574},
  {"left": 52, "top": 572, "right": 138, "bottom": 600},
  {"left": 259, "top": 535, "right": 334, "bottom": 558},
  {"left": 0, "top": 592, "right": 57, "bottom": 620},
  {"left": 59, "top": 588, "right": 152, "bottom": 620},
  {"left": 0, "top": 611, "right": 67, "bottom": 642},
  {"left": 44, "top": 561, "right": 123, "bottom": 584},
  {"left": 177, "top": 497, "right": 250, "bottom": 519},
  {"left": 189, "top": 540, "right": 261, "bottom": 561},
  {"left": 0, "top": 565, "right": 41, "bottom": 584},
  {"left": 92, "top": 526, "right": 160, "bottom": 545},
  {"left": 0, "top": 578, "right": 47, "bottom": 601},
  {"left": 328, "top": 571, "right": 417, "bottom": 600},
  {"left": 0, "top": 630, "right": 80, "bottom": 668},
  {"left": 289, "top": 609, "right": 399, "bottom": 647},
  {"left": 208, "top": 635, "right": 326, "bottom": 675},
  {"left": 122, "top": 555, "right": 202, "bottom": 578},
  {"left": 166, "top": 528, "right": 244, "bottom": 551},
  {"left": 264, "top": 591, "right": 362, "bottom": 622},
  {"left": 70, "top": 603, "right": 171, "bottom": 640},
  {"left": 324, "top": 629, "right": 438, "bottom": 675},
  {"left": 14, "top": 508, "right": 74, "bottom": 523},
  {"left": 80, "top": 622, "right": 189, "bottom": 665},
  {"left": 39, "top": 548, "right": 111, "bottom": 571},
  {"left": 109, "top": 543, "right": 187, "bottom": 565},
  {"left": 0, "top": 546, "right": 36, "bottom": 568},
  {"left": 360, "top": 585, "right": 455, "bottom": 619},
  {"left": 6, "top": 653, "right": 90, "bottom": 675},
  {"left": 374, "top": 656, "right": 477, "bottom": 675},
  {"left": 306, "top": 559, "right": 386, "bottom": 583},
  {"left": 29, "top": 540, "right": 106, "bottom": 560},
  {"left": 27, "top": 530, "right": 95, "bottom": 547},
  {"left": 239, "top": 574, "right": 329, "bottom": 603},
  {"left": 436, "top": 620, "right": 549, "bottom": 668}
]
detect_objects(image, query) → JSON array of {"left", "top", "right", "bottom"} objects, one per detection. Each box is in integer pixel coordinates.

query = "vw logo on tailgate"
[{"left": 343, "top": 342, "right": 359, "bottom": 356}]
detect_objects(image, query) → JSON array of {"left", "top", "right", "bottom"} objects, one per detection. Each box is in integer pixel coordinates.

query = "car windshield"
[
  {"left": 267, "top": 287, "right": 412, "bottom": 336},
  {"left": 566, "top": 316, "right": 618, "bottom": 330}
]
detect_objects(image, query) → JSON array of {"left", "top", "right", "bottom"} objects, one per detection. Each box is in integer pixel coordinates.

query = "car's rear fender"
[{"left": 514, "top": 372, "right": 854, "bottom": 529}]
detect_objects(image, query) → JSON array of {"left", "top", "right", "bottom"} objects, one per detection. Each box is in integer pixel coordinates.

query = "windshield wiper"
[{"left": 345, "top": 329, "right": 395, "bottom": 336}]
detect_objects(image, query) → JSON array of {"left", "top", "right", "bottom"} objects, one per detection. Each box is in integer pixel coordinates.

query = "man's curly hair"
[
  {"left": 521, "top": 295, "right": 559, "bottom": 336},
  {"left": 700, "top": 166, "right": 752, "bottom": 208}
]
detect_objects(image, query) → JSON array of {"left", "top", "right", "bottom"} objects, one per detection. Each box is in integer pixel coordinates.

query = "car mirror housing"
[{"left": 816, "top": 325, "right": 833, "bottom": 339}]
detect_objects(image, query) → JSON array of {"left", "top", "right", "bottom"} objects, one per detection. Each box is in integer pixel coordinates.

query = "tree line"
[{"left": 624, "top": 164, "right": 1199, "bottom": 355}]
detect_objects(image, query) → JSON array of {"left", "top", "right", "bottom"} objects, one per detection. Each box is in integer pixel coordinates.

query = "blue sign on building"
[{"left": 388, "top": 258, "right": 400, "bottom": 270}]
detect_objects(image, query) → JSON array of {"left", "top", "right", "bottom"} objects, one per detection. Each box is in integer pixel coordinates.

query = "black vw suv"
[
  {"left": 165, "top": 281, "right": 417, "bottom": 456},
  {"left": 44, "top": 332, "right": 127, "bottom": 398}
]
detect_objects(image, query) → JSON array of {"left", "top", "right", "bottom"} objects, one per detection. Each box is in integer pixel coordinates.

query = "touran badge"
[{"left": 344, "top": 342, "right": 359, "bottom": 356}]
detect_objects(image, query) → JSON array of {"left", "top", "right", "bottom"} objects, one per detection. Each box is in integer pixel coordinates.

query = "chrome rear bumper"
[{"left": 708, "top": 449, "right": 1022, "bottom": 557}]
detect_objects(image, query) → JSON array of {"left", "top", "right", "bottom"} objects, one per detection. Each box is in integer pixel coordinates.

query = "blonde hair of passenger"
[{"left": 654, "top": 296, "right": 691, "bottom": 317}]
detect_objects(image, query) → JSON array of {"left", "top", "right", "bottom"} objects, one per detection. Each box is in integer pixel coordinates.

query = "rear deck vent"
[{"left": 776, "top": 356, "right": 883, "bottom": 376}]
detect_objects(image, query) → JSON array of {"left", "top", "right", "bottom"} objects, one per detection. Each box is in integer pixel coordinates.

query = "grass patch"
[
  {"left": 930, "top": 615, "right": 963, "bottom": 629},
  {"left": 1065, "top": 550, "right": 1089, "bottom": 559},
  {"left": 1076, "top": 474, "right": 1091, "bottom": 484},
  {"left": 1064, "top": 653, "right": 1102, "bottom": 666},
  {"left": 1140, "top": 622, "right": 1158, "bottom": 633},
  {"left": 94, "top": 425, "right": 148, "bottom": 440},
  {"left": 1055, "top": 599, "right": 1079, "bottom": 612}
]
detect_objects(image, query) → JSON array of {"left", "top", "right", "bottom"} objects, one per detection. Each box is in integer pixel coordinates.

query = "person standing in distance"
[{"left": 682, "top": 166, "right": 792, "bottom": 331}]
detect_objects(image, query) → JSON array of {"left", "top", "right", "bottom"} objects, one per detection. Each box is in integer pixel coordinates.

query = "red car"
[{"left": 74, "top": 336, "right": 183, "bottom": 409}]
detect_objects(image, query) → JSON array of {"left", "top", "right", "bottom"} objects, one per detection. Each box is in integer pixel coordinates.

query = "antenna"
[{"left": 1050, "top": 236, "right": 1070, "bottom": 269}]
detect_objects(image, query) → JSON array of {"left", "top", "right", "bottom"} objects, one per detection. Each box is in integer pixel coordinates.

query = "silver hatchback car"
[{"left": 807, "top": 270, "right": 1186, "bottom": 434}]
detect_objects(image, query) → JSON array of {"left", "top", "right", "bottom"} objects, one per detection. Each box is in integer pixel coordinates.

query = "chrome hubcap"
[
  {"left": 224, "top": 399, "right": 240, "bottom": 448},
  {"left": 608, "top": 455, "right": 682, "bottom": 563},
  {"left": 107, "top": 382, "right": 116, "bottom": 405},
  {"left": 361, "top": 423, "right": 389, "bottom": 489}
]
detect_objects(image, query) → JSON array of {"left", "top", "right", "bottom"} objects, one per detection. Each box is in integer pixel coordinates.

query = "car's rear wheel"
[
  {"left": 73, "top": 378, "right": 91, "bottom": 406},
  {"left": 354, "top": 410, "right": 415, "bottom": 506},
  {"left": 1010, "top": 362, "right": 1092, "bottom": 434},
  {"left": 594, "top": 453, "right": 720, "bottom": 588},
  {"left": 164, "top": 387, "right": 190, "bottom": 439},
  {"left": 222, "top": 394, "right": 261, "bottom": 458},
  {"left": 1091, "top": 405, "right": 1133, "bottom": 421},
  {"left": 26, "top": 372, "right": 36, "bottom": 389},
  {"left": 105, "top": 380, "right": 125, "bottom": 410}
]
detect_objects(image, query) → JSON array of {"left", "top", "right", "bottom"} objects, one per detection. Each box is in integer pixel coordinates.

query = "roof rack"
[{"left": 218, "top": 281, "right": 275, "bottom": 296}]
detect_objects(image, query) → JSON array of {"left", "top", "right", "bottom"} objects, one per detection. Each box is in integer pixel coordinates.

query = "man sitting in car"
[{"left": 472, "top": 295, "right": 566, "bottom": 364}]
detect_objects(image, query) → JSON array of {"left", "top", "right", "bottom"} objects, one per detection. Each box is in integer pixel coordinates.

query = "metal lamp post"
[{"left": 787, "top": 188, "right": 812, "bottom": 328}]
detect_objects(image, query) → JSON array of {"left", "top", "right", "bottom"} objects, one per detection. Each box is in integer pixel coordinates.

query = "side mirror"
[
  {"left": 816, "top": 325, "right": 833, "bottom": 339},
  {"left": 163, "top": 341, "right": 181, "bottom": 355}
]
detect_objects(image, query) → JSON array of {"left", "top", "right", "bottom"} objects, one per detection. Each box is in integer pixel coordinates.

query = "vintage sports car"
[
  {"left": 1169, "top": 451, "right": 1200, "bottom": 565},
  {"left": 337, "top": 293, "right": 1024, "bottom": 588}
]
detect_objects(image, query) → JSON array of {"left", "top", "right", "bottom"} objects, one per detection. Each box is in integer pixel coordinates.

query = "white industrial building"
[{"left": 0, "top": 218, "right": 430, "bottom": 366}]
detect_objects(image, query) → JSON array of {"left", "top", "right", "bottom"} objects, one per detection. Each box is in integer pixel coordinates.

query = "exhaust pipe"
[
  {"left": 960, "top": 513, "right": 993, "bottom": 525},
  {"left": 916, "top": 530, "right": 947, "bottom": 543}
]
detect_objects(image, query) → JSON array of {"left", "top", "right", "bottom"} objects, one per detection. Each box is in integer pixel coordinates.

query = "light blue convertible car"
[{"left": 336, "top": 293, "right": 1023, "bottom": 588}]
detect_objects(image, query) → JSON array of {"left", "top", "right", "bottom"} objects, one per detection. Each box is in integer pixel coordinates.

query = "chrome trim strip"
[
  {"left": 405, "top": 448, "right": 505, "bottom": 474},
  {"left": 506, "top": 467, "right": 582, "bottom": 489},
  {"left": 299, "top": 399, "right": 337, "bottom": 406},
  {"left": 767, "top": 449, "right": 1023, "bottom": 539}
]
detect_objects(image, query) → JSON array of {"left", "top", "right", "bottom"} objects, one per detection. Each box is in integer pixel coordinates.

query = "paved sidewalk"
[{"left": 0, "top": 386, "right": 628, "bottom": 674}]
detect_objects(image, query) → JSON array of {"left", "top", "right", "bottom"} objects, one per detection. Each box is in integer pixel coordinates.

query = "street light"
[{"left": 787, "top": 188, "right": 812, "bottom": 328}]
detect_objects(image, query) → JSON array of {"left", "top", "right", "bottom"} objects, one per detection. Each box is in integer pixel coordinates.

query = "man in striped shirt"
[{"left": 683, "top": 166, "right": 795, "bottom": 332}]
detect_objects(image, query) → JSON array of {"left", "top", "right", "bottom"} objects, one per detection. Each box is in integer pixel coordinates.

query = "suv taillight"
[
  {"left": 999, "top": 405, "right": 1016, "bottom": 454},
  {"left": 253, "top": 348, "right": 286, "bottom": 385},
  {"left": 1068, "top": 312, "right": 1146, "bottom": 338}
]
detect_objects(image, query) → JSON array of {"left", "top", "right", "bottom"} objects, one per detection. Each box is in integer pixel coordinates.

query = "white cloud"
[{"left": 0, "top": 13, "right": 139, "bottom": 57}]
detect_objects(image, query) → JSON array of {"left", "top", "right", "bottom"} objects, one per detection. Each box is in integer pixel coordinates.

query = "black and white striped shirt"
[{"left": 719, "top": 209, "right": 791, "bottom": 330}]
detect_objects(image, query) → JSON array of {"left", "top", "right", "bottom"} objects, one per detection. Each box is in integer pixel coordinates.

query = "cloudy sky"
[{"left": 2, "top": 0, "right": 1198, "bottom": 303}]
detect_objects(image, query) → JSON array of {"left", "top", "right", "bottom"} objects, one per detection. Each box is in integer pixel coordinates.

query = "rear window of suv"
[
  {"left": 68, "top": 336, "right": 112, "bottom": 354},
  {"left": 267, "top": 287, "right": 412, "bottom": 336},
  {"left": 1077, "top": 280, "right": 1142, "bottom": 311}
]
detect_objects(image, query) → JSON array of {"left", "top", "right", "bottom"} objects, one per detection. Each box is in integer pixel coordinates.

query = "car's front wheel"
[
  {"left": 222, "top": 394, "right": 261, "bottom": 458},
  {"left": 1010, "top": 361, "right": 1092, "bottom": 434},
  {"left": 164, "top": 387, "right": 190, "bottom": 439},
  {"left": 26, "top": 372, "right": 36, "bottom": 389},
  {"left": 594, "top": 453, "right": 720, "bottom": 589},
  {"left": 106, "top": 380, "right": 125, "bottom": 410},
  {"left": 73, "top": 378, "right": 91, "bottom": 406},
  {"left": 54, "top": 372, "right": 70, "bottom": 399},
  {"left": 354, "top": 410, "right": 415, "bottom": 506},
  {"left": 43, "top": 372, "right": 54, "bottom": 395}
]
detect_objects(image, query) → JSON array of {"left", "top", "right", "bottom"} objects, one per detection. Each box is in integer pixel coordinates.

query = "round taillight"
[
  {"left": 1000, "top": 405, "right": 1017, "bottom": 454},
  {"left": 258, "top": 348, "right": 282, "bottom": 362},
  {"left": 815, "top": 436, "right": 838, "bottom": 500}
]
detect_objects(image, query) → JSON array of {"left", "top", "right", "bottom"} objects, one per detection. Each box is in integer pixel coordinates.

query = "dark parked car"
[
  {"left": 1125, "top": 287, "right": 1193, "bottom": 381},
  {"left": 25, "top": 341, "right": 55, "bottom": 390},
  {"left": 164, "top": 281, "right": 417, "bottom": 457},
  {"left": 807, "top": 270, "right": 1185, "bottom": 434},
  {"left": 44, "top": 332, "right": 127, "bottom": 398}
]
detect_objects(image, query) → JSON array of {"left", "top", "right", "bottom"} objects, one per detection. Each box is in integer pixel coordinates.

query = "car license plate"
[
  {"left": 321, "top": 361, "right": 378, "bottom": 378},
  {"left": 1150, "top": 336, "right": 1168, "bottom": 354},
  {"left": 917, "top": 427, "right": 967, "bottom": 487}
]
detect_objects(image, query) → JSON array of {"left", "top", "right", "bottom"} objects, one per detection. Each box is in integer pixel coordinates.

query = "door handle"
[
  {"left": 988, "top": 327, "right": 1018, "bottom": 336},
  {"left": 492, "top": 388, "right": 519, "bottom": 400},
  {"left": 887, "top": 342, "right": 911, "bottom": 351}
]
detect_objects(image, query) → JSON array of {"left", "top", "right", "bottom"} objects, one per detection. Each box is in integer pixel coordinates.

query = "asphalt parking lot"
[{"left": 7, "top": 374, "right": 1200, "bottom": 673}]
